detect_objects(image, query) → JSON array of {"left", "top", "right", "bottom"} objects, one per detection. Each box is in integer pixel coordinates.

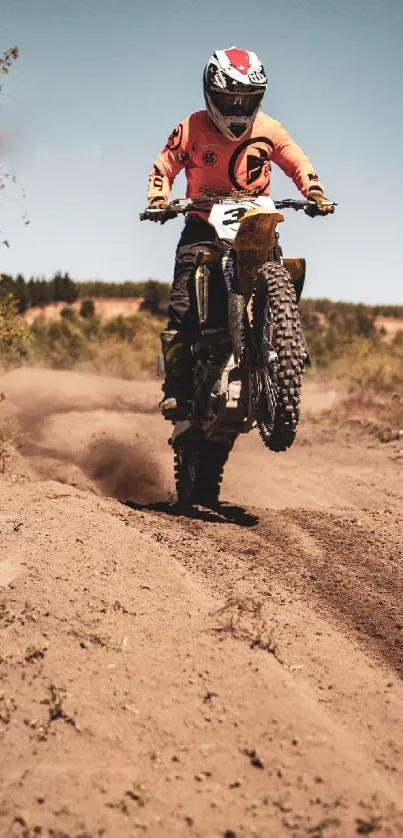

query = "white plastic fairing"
[
  {"left": 208, "top": 196, "right": 277, "bottom": 241},
  {"left": 253, "top": 196, "right": 277, "bottom": 211}
]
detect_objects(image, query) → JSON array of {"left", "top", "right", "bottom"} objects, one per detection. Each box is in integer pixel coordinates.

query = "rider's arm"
[
  {"left": 270, "top": 120, "right": 325, "bottom": 198},
  {"left": 147, "top": 119, "right": 190, "bottom": 205}
]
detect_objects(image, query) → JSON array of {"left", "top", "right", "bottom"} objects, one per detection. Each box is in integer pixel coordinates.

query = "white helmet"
[{"left": 203, "top": 47, "right": 267, "bottom": 141}]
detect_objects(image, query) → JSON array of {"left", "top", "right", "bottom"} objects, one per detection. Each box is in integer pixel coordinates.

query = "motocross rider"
[{"left": 146, "top": 47, "right": 334, "bottom": 419}]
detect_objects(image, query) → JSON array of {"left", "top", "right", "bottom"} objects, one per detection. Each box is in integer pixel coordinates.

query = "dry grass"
[
  {"left": 1, "top": 295, "right": 402, "bottom": 439},
  {"left": 77, "top": 314, "right": 162, "bottom": 379},
  {"left": 0, "top": 391, "right": 24, "bottom": 475},
  {"left": 210, "top": 596, "right": 284, "bottom": 664},
  {"left": 24, "top": 296, "right": 143, "bottom": 324},
  {"left": 324, "top": 337, "right": 403, "bottom": 437},
  {"left": 26, "top": 310, "right": 163, "bottom": 379}
]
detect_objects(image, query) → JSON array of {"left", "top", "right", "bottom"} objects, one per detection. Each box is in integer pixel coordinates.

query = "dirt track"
[{"left": 1, "top": 368, "right": 402, "bottom": 838}]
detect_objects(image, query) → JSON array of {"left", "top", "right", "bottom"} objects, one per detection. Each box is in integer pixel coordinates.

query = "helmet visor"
[{"left": 210, "top": 89, "right": 263, "bottom": 118}]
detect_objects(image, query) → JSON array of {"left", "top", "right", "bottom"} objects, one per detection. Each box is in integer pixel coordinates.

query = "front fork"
[
  {"left": 221, "top": 247, "right": 248, "bottom": 366},
  {"left": 193, "top": 245, "right": 247, "bottom": 366}
]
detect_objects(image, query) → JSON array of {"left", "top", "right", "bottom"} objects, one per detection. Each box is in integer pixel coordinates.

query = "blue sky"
[{"left": 0, "top": 0, "right": 402, "bottom": 303}]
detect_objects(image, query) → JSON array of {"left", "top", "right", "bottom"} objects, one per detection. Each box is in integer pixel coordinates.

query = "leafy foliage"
[
  {"left": 75, "top": 279, "right": 171, "bottom": 310},
  {"left": 0, "top": 272, "right": 79, "bottom": 310},
  {"left": 30, "top": 313, "right": 93, "bottom": 369},
  {"left": 331, "top": 334, "right": 403, "bottom": 436},
  {"left": 0, "top": 273, "right": 172, "bottom": 312},
  {"left": 0, "top": 47, "right": 25, "bottom": 247},
  {"left": 0, "top": 47, "right": 19, "bottom": 77},
  {"left": 140, "top": 280, "right": 170, "bottom": 315},
  {"left": 80, "top": 298, "right": 95, "bottom": 319},
  {"left": 371, "top": 304, "right": 403, "bottom": 318},
  {"left": 0, "top": 262, "right": 402, "bottom": 393},
  {"left": 0, "top": 294, "right": 31, "bottom": 365},
  {"left": 26, "top": 310, "right": 163, "bottom": 378},
  {"left": 299, "top": 298, "right": 378, "bottom": 366},
  {"left": 76, "top": 280, "right": 151, "bottom": 298}
]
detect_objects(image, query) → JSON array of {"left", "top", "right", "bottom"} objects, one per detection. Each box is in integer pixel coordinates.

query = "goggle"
[{"left": 210, "top": 89, "right": 263, "bottom": 118}]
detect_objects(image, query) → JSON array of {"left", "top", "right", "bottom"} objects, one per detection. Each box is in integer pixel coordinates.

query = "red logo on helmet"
[{"left": 225, "top": 48, "right": 250, "bottom": 75}]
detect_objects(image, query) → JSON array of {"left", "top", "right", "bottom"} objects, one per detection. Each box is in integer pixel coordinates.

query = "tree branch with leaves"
[
  {"left": 0, "top": 46, "right": 26, "bottom": 247},
  {"left": 0, "top": 46, "right": 19, "bottom": 77}
]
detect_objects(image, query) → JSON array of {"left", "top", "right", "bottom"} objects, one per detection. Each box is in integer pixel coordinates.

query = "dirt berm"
[{"left": 0, "top": 368, "right": 402, "bottom": 838}]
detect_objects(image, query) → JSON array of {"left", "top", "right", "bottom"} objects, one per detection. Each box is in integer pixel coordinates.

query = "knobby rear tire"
[{"left": 173, "top": 429, "right": 234, "bottom": 509}]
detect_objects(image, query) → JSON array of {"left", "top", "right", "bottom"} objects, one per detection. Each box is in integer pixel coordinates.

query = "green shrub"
[
  {"left": 140, "top": 280, "right": 170, "bottom": 316},
  {"left": 60, "top": 305, "right": 77, "bottom": 321},
  {"left": 80, "top": 298, "right": 95, "bottom": 319},
  {"left": 25, "top": 309, "right": 162, "bottom": 378},
  {"left": 299, "top": 298, "right": 377, "bottom": 367},
  {"left": 30, "top": 314, "right": 92, "bottom": 369},
  {"left": 0, "top": 294, "right": 32, "bottom": 366}
]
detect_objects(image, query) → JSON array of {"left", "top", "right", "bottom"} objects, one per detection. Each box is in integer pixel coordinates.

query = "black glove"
[
  {"left": 306, "top": 190, "right": 335, "bottom": 217},
  {"left": 145, "top": 198, "right": 178, "bottom": 225}
]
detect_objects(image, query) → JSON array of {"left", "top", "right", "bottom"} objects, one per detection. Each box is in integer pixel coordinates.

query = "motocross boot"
[{"left": 159, "top": 329, "right": 193, "bottom": 421}]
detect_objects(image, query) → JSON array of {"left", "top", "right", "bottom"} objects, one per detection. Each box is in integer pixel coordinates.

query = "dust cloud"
[
  {"left": 81, "top": 432, "right": 166, "bottom": 504},
  {"left": 0, "top": 368, "right": 168, "bottom": 504}
]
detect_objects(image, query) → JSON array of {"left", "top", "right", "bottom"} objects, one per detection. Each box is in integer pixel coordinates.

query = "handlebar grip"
[
  {"left": 304, "top": 202, "right": 318, "bottom": 218},
  {"left": 139, "top": 208, "right": 178, "bottom": 224},
  {"left": 139, "top": 209, "right": 168, "bottom": 221}
]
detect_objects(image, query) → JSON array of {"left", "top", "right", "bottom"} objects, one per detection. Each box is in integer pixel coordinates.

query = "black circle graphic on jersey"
[
  {"left": 228, "top": 136, "right": 274, "bottom": 192},
  {"left": 166, "top": 123, "right": 184, "bottom": 151},
  {"left": 176, "top": 149, "right": 189, "bottom": 164},
  {"left": 202, "top": 151, "right": 217, "bottom": 166}
]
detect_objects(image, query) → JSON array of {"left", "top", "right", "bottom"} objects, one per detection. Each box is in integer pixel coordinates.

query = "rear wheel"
[
  {"left": 252, "top": 262, "right": 305, "bottom": 452},
  {"left": 192, "top": 435, "right": 235, "bottom": 507},
  {"left": 173, "top": 426, "right": 200, "bottom": 508},
  {"left": 173, "top": 428, "right": 234, "bottom": 508}
]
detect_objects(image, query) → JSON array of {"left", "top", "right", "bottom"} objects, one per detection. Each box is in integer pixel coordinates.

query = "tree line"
[
  {"left": 0, "top": 272, "right": 78, "bottom": 311},
  {"left": 1, "top": 272, "right": 402, "bottom": 322},
  {"left": 76, "top": 280, "right": 157, "bottom": 298},
  {"left": 0, "top": 273, "right": 171, "bottom": 315}
]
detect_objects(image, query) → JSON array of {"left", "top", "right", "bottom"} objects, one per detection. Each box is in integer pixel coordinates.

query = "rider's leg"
[
  {"left": 160, "top": 217, "right": 216, "bottom": 419},
  {"left": 160, "top": 328, "right": 194, "bottom": 419}
]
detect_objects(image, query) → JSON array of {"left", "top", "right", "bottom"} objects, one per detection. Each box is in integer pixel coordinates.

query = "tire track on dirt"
[
  {"left": 2, "top": 368, "right": 403, "bottom": 836},
  {"left": 260, "top": 507, "right": 403, "bottom": 677},
  {"left": 3, "top": 483, "right": 403, "bottom": 837},
  {"left": 159, "top": 503, "right": 403, "bottom": 678},
  {"left": 122, "top": 500, "right": 403, "bottom": 819}
]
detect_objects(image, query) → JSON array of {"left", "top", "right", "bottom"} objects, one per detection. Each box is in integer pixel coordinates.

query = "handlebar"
[{"left": 140, "top": 196, "right": 337, "bottom": 222}]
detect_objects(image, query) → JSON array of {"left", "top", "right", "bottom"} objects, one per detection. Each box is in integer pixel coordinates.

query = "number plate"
[{"left": 208, "top": 196, "right": 277, "bottom": 241}]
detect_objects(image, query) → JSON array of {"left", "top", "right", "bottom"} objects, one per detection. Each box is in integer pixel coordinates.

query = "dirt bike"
[{"left": 140, "top": 194, "right": 336, "bottom": 508}]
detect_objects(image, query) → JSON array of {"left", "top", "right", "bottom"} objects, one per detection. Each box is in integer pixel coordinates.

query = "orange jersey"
[{"left": 148, "top": 110, "right": 324, "bottom": 213}]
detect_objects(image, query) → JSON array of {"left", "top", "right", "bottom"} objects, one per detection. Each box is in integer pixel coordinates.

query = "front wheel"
[{"left": 252, "top": 262, "right": 306, "bottom": 452}]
